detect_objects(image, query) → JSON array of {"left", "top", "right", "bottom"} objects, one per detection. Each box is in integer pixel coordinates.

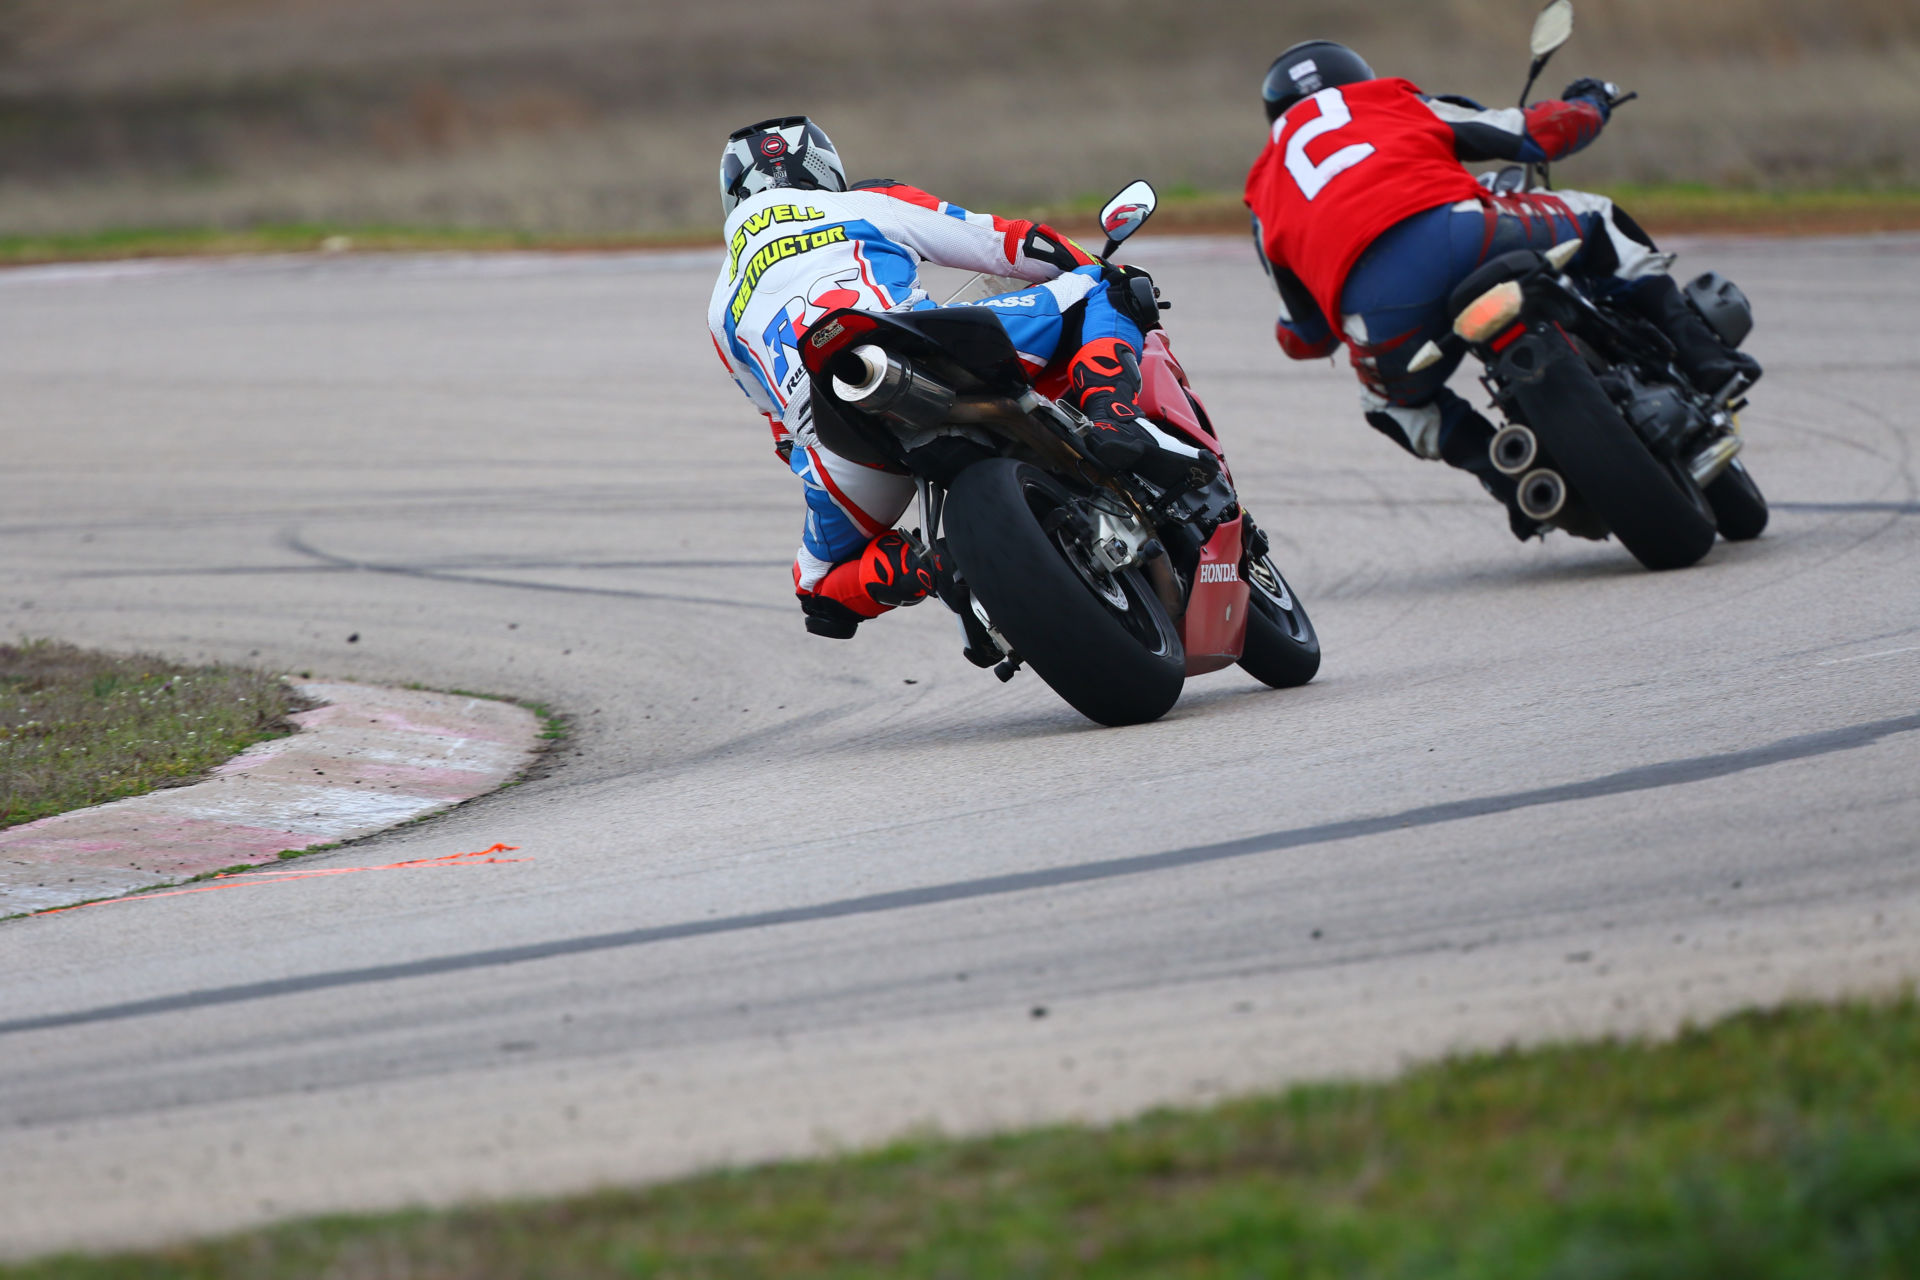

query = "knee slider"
[{"left": 799, "top": 593, "right": 863, "bottom": 639}]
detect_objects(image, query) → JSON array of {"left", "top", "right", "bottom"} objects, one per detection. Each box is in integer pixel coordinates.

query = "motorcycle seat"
[{"left": 1447, "top": 249, "right": 1547, "bottom": 321}]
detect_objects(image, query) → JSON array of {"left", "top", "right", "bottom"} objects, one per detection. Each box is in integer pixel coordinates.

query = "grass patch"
[
  {"left": 5, "top": 187, "right": 1917, "bottom": 269},
  {"left": 0, "top": 639, "right": 304, "bottom": 829},
  {"left": 7, "top": 995, "right": 1917, "bottom": 1277},
  {"left": 445, "top": 688, "right": 567, "bottom": 743}
]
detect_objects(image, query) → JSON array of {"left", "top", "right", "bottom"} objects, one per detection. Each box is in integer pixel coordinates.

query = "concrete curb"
[{"left": 0, "top": 682, "right": 544, "bottom": 916}]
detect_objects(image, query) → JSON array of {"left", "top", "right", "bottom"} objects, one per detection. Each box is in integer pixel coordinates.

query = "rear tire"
[
  {"left": 1238, "top": 555, "right": 1320, "bottom": 688},
  {"left": 1498, "top": 330, "right": 1717, "bottom": 571},
  {"left": 943, "top": 458, "right": 1185, "bottom": 726},
  {"left": 1705, "top": 458, "right": 1769, "bottom": 541}
]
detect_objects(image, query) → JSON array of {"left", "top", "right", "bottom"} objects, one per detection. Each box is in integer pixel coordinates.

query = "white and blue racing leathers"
[{"left": 706, "top": 181, "right": 1132, "bottom": 599}]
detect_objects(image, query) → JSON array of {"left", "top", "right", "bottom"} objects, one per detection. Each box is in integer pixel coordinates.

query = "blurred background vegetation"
[{"left": 1, "top": 0, "right": 1916, "bottom": 238}]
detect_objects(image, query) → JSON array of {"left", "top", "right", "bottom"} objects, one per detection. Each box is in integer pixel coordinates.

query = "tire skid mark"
[
  {"left": 280, "top": 530, "right": 788, "bottom": 612},
  {"left": 57, "top": 555, "right": 789, "bottom": 582},
  {"left": 0, "top": 487, "right": 729, "bottom": 541},
  {"left": 7, "top": 709, "right": 1916, "bottom": 1039},
  {"left": 1776, "top": 501, "right": 1920, "bottom": 515}
]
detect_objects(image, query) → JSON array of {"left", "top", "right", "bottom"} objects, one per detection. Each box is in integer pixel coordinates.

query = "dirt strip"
[{"left": 0, "top": 683, "right": 543, "bottom": 916}]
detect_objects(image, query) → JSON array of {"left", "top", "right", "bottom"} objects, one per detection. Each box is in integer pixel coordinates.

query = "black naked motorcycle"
[
  {"left": 1408, "top": 0, "right": 1767, "bottom": 571},
  {"left": 798, "top": 181, "right": 1319, "bottom": 727}
]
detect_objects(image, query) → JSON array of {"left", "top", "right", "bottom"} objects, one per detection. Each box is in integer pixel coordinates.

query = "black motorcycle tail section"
[{"left": 802, "top": 305, "right": 1044, "bottom": 481}]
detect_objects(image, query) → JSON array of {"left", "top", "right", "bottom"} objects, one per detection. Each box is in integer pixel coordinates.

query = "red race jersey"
[{"left": 1244, "top": 77, "right": 1483, "bottom": 326}]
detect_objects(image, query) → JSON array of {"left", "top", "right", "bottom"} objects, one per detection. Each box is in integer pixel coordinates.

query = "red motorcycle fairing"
[
  {"left": 1037, "top": 329, "right": 1250, "bottom": 673},
  {"left": 1179, "top": 514, "right": 1250, "bottom": 675},
  {"left": 1135, "top": 331, "right": 1226, "bottom": 461},
  {"left": 1034, "top": 331, "right": 1224, "bottom": 460}
]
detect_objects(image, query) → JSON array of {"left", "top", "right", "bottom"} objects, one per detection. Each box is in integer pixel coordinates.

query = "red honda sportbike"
[{"left": 799, "top": 181, "right": 1318, "bottom": 726}]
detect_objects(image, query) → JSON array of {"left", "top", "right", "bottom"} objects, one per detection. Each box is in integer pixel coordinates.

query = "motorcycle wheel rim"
[
  {"left": 1247, "top": 554, "right": 1310, "bottom": 642},
  {"left": 1023, "top": 476, "right": 1178, "bottom": 660}
]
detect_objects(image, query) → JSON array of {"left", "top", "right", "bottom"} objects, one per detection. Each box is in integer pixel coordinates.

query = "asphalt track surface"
[{"left": 2, "top": 235, "right": 1917, "bottom": 1255}]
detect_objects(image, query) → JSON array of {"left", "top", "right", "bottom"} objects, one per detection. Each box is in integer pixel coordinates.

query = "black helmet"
[
  {"left": 720, "top": 116, "right": 849, "bottom": 216},
  {"left": 1260, "top": 41, "right": 1376, "bottom": 122}
]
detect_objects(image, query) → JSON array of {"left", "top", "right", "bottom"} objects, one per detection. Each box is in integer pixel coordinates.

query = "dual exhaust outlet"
[
  {"left": 1488, "top": 421, "right": 1744, "bottom": 524},
  {"left": 1488, "top": 424, "right": 1567, "bottom": 522}
]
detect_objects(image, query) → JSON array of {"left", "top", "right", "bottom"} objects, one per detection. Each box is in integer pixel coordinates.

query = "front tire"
[
  {"left": 1705, "top": 458, "right": 1768, "bottom": 541},
  {"left": 943, "top": 458, "right": 1185, "bottom": 727},
  {"left": 1238, "top": 554, "right": 1320, "bottom": 688}
]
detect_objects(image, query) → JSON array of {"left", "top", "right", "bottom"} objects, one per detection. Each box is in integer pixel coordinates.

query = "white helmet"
[{"left": 720, "top": 116, "right": 848, "bottom": 216}]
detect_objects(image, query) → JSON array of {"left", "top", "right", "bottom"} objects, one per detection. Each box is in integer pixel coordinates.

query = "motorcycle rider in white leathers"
[{"left": 708, "top": 116, "right": 1202, "bottom": 638}]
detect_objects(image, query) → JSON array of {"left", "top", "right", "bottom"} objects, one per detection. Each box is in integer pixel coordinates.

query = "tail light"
[{"left": 1454, "top": 280, "right": 1525, "bottom": 344}]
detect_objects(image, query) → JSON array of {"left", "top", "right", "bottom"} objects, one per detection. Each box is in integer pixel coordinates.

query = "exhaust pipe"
[
  {"left": 1516, "top": 467, "right": 1568, "bottom": 522},
  {"left": 1489, "top": 424, "right": 1538, "bottom": 476},
  {"left": 830, "top": 344, "right": 955, "bottom": 424},
  {"left": 1688, "top": 434, "right": 1742, "bottom": 487}
]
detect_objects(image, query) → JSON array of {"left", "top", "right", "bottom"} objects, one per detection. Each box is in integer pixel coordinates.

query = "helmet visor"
[{"left": 730, "top": 115, "right": 811, "bottom": 141}]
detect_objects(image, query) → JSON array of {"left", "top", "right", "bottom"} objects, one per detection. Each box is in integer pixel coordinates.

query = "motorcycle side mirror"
[
  {"left": 1098, "top": 179, "right": 1157, "bottom": 260},
  {"left": 1520, "top": 0, "right": 1574, "bottom": 107},
  {"left": 1530, "top": 0, "right": 1574, "bottom": 57}
]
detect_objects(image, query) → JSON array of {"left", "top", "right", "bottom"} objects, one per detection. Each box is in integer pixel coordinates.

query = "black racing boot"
[
  {"left": 1438, "top": 402, "right": 1541, "bottom": 541},
  {"left": 1483, "top": 472, "right": 1543, "bottom": 542},
  {"left": 1625, "top": 275, "right": 1762, "bottom": 393},
  {"left": 1066, "top": 338, "right": 1220, "bottom": 495}
]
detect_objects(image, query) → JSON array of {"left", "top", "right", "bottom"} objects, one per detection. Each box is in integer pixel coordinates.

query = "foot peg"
[{"left": 957, "top": 611, "right": 1000, "bottom": 669}]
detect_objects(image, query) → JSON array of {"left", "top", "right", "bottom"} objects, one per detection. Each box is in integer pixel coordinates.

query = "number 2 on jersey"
[{"left": 1283, "top": 87, "right": 1376, "bottom": 201}]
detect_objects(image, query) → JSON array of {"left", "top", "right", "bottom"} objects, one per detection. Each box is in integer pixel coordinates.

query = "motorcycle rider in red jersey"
[
  {"left": 1244, "top": 42, "right": 1759, "bottom": 537},
  {"left": 710, "top": 116, "right": 1207, "bottom": 638}
]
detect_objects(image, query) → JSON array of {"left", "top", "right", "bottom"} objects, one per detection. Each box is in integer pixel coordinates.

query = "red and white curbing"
[{"left": 0, "top": 682, "right": 544, "bottom": 916}]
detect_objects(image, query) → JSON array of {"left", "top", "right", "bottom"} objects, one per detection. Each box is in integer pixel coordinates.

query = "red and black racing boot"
[
  {"left": 1066, "top": 339, "right": 1220, "bottom": 495},
  {"left": 797, "top": 530, "right": 936, "bottom": 639},
  {"left": 1067, "top": 338, "right": 1152, "bottom": 469}
]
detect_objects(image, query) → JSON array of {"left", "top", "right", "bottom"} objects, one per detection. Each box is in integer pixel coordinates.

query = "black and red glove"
[{"left": 1560, "top": 77, "right": 1621, "bottom": 123}]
